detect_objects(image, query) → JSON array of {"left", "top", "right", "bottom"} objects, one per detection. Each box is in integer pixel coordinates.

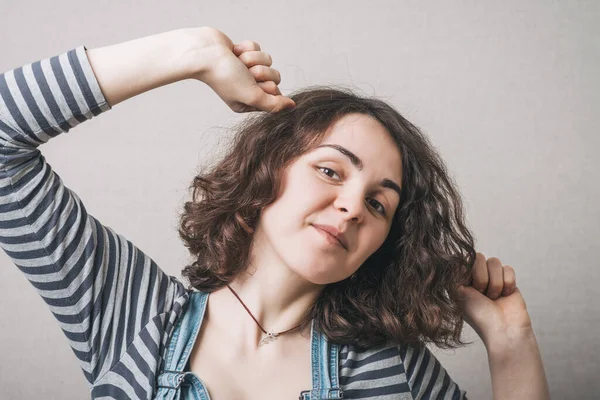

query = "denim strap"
[
  {"left": 299, "top": 319, "right": 344, "bottom": 399},
  {"left": 155, "top": 291, "right": 209, "bottom": 399}
]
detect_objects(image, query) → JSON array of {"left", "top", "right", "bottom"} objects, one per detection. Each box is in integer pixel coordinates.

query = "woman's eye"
[
  {"left": 318, "top": 167, "right": 341, "bottom": 180},
  {"left": 368, "top": 199, "right": 386, "bottom": 216}
]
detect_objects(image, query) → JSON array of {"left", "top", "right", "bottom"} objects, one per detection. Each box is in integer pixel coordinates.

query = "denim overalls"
[{"left": 154, "top": 290, "right": 344, "bottom": 400}]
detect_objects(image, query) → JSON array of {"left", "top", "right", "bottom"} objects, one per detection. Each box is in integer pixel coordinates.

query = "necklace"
[{"left": 226, "top": 284, "right": 304, "bottom": 346}]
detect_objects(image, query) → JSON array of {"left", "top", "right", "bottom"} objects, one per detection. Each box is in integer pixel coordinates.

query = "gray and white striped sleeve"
[
  {"left": 0, "top": 45, "right": 187, "bottom": 388},
  {"left": 399, "top": 341, "right": 469, "bottom": 400}
]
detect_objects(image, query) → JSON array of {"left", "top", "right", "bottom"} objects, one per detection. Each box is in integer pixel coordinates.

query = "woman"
[{"left": 0, "top": 26, "right": 549, "bottom": 399}]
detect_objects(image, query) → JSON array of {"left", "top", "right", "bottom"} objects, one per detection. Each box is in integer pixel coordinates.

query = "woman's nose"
[{"left": 334, "top": 194, "right": 366, "bottom": 223}]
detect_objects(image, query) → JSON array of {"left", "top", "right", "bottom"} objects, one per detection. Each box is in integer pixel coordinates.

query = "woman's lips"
[{"left": 313, "top": 225, "right": 346, "bottom": 250}]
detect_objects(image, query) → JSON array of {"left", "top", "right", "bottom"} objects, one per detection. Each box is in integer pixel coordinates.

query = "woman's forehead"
[{"left": 308, "top": 116, "right": 401, "bottom": 165}]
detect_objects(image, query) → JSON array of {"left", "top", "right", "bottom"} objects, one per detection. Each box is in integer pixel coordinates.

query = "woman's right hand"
[{"left": 190, "top": 27, "right": 296, "bottom": 113}]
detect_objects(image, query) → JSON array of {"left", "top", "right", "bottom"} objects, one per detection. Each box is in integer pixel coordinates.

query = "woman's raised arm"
[
  {"left": 86, "top": 26, "right": 296, "bottom": 111},
  {"left": 0, "top": 29, "right": 209, "bottom": 397},
  {"left": 85, "top": 28, "right": 206, "bottom": 107},
  {"left": 0, "top": 26, "right": 295, "bottom": 397}
]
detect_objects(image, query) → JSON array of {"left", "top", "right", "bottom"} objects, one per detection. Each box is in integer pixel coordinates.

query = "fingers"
[
  {"left": 232, "top": 40, "right": 295, "bottom": 113},
  {"left": 234, "top": 43, "right": 282, "bottom": 84},
  {"left": 248, "top": 65, "right": 281, "bottom": 84},
  {"left": 485, "top": 257, "right": 504, "bottom": 300},
  {"left": 233, "top": 40, "right": 261, "bottom": 55},
  {"left": 471, "top": 252, "right": 517, "bottom": 300},
  {"left": 247, "top": 86, "right": 296, "bottom": 113},
  {"left": 257, "top": 81, "right": 280, "bottom": 96},
  {"left": 472, "top": 252, "right": 489, "bottom": 293},
  {"left": 237, "top": 50, "right": 272, "bottom": 68},
  {"left": 502, "top": 265, "right": 516, "bottom": 297}
]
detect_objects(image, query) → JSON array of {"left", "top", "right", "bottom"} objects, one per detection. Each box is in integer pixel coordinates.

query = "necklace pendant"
[{"left": 259, "top": 331, "right": 279, "bottom": 346}]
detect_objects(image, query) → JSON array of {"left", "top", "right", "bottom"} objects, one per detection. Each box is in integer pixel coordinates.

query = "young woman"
[{"left": 0, "top": 27, "right": 549, "bottom": 399}]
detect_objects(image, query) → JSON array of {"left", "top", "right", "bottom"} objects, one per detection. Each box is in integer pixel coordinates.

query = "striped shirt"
[{"left": 0, "top": 45, "right": 468, "bottom": 399}]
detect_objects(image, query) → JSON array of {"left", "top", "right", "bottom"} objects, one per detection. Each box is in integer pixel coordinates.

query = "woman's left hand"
[{"left": 456, "top": 252, "right": 533, "bottom": 348}]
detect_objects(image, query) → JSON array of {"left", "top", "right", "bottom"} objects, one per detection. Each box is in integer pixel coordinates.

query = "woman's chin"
[{"left": 290, "top": 267, "right": 348, "bottom": 286}]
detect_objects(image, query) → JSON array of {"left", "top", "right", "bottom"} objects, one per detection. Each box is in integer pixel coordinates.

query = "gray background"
[{"left": 1, "top": 0, "right": 598, "bottom": 398}]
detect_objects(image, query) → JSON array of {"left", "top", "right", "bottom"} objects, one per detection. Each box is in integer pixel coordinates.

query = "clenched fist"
[{"left": 189, "top": 27, "right": 296, "bottom": 113}]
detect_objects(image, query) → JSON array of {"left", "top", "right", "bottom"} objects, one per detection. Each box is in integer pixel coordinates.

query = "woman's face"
[{"left": 256, "top": 113, "right": 403, "bottom": 285}]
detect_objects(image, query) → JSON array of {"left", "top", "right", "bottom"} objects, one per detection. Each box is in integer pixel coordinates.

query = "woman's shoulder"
[{"left": 338, "top": 340, "right": 468, "bottom": 399}]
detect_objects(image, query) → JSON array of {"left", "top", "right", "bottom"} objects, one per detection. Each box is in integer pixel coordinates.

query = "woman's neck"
[{"left": 206, "top": 261, "right": 322, "bottom": 352}]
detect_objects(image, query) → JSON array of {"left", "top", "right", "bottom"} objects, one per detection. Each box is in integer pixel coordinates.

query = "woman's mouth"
[{"left": 313, "top": 225, "right": 346, "bottom": 250}]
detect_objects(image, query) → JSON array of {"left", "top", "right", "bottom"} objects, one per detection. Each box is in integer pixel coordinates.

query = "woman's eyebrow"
[{"left": 315, "top": 144, "right": 402, "bottom": 198}]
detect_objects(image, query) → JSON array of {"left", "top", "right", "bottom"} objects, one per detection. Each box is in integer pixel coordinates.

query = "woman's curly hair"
[{"left": 178, "top": 86, "right": 477, "bottom": 350}]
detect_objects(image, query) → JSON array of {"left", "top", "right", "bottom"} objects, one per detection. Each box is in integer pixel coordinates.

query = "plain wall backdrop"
[{"left": 1, "top": 0, "right": 598, "bottom": 398}]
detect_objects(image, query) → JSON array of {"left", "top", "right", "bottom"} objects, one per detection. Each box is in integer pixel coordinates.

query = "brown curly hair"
[{"left": 178, "top": 85, "right": 477, "bottom": 350}]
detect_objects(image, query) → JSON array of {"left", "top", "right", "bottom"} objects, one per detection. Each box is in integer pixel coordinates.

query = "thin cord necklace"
[{"left": 226, "top": 284, "right": 303, "bottom": 346}]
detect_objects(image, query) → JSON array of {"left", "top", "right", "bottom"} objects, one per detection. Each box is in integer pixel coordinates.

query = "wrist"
[
  {"left": 485, "top": 328, "right": 550, "bottom": 399},
  {"left": 175, "top": 27, "right": 229, "bottom": 81},
  {"left": 485, "top": 327, "right": 538, "bottom": 362}
]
